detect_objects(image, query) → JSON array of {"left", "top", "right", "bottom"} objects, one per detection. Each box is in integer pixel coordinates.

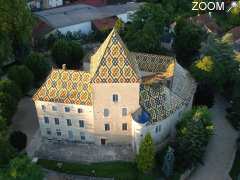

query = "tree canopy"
[
  {"left": 7, "top": 65, "right": 34, "bottom": 93},
  {"left": 0, "top": 0, "right": 34, "bottom": 59},
  {"left": 24, "top": 52, "right": 51, "bottom": 82},
  {"left": 0, "top": 155, "right": 43, "bottom": 180},
  {"left": 51, "top": 39, "right": 84, "bottom": 69},
  {"left": 124, "top": 3, "right": 170, "bottom": 53},
  {"left": 173, "top": 18, "right": 205, "bottom": 68},
  {"left": 173, "top": 106, "right": 213, "bottom": 170}
]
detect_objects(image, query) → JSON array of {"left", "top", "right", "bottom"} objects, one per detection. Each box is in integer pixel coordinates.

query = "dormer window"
[{"left": 112, "top": 94, "right": 118, "bottom": 102}]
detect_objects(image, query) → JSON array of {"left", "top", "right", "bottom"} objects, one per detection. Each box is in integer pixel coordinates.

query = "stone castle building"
[{"left": 33, "top": 28, "right": 196, "bottom": 152}]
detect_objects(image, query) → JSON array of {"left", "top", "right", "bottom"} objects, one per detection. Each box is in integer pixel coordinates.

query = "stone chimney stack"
[{"left": 62, "top": 64, "right": 67, "bottom": 70}]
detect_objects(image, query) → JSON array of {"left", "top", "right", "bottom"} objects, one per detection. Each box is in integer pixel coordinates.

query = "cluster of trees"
[{"left": 173, "top": 106, "right": 214, "bottom": 170}]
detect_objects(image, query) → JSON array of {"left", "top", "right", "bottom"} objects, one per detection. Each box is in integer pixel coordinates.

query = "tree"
[
  {"left": 199, "top": 35, "right": 238, "bottom": 93},
  {"left": 24, "top": 52, "right": 51, "bottom": 82},
  {"left": 173, "top": 106, "right": 214, "bottom": 170},
  {"left": 124, "top": 3, "right": 170, "bottom": 53},
  {"left": 0, "top": 92, "right": 18, "bottom": 121},
  {"left": 7, "top": 65, "right": 34, "bottom": 93},
  {"left": 0, "top": 0, "right": 34, "bottom": 59},
  {"left": 173, "top": 18, "right": 205, "bottom": 68},
  {"left": 0, "top": 155, "right": 44, "bottom": 180},
  {"left": 0, "top": 31, "right": 12, "bottom": 67},
  {"left": 0, "top": 80, "right": 22, "bottom": 101},
  {"left": 136, "top": 133, "right": 155, "bottom": 173},
  {"left": 9, "top": 131, "right": 27, "bottom": 152},
  {"left": 0, "top": 116, "right": 16, "bottom": 167},
  {"left": 51, "top": 39, "right": 84, "bottom": 69}
]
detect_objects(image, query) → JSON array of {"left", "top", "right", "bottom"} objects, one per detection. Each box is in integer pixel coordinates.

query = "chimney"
[{"left": 62, "top": 64, "right": 67, "bottom": 70}]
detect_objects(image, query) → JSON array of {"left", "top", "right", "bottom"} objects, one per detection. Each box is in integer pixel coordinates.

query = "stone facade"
[{"left": 33, "top": 28, "right": 196, "bottom": 154}]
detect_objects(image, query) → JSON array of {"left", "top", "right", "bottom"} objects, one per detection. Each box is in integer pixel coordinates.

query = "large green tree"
[
  {"left": 7, "top": 65, "right": 34, "bottom": 93},
  {"left": 51, "top": 39, "right": 84, "bottom": 69},
  {"left": 0, "top": 80, "right": 22, "bottom": 101},
  {"left": 174, "top": 106, "right": 214, "bottom": 170},
  {"left": 0, "top": 0, "right": 34, "bottom": 59},
  {"left": 124, "top": 3, "right": 170, "bottom": 53},
  {"left": 24, "top": 52, "right": 51, "bottom": 82},
  {"left": 0, "top": 92, "right": 18, "bottom": 121},
  {"left": 0, "top": 31, "right": 12, "bottom": 67},
  {"left": 0, "top": 155, "right": 43, "bottom": 180},
  {"left": 136, "top": 133, "right": 155, "bottom": 173},
  {"left": 173, "top": 18, "right": 205, "bottom": 68}
]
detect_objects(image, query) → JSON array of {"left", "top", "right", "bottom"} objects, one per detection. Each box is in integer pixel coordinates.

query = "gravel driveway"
[{"left": 189, "top": 95, "right": 238, "bottom": 180}]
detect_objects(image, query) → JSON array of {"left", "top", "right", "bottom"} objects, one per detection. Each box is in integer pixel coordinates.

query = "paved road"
[
  {"left": 11, "top": 97, "right": 39, "bottom": 146},
  {"left": 189, "top": 95, "right": 238, "bottom": 180}
]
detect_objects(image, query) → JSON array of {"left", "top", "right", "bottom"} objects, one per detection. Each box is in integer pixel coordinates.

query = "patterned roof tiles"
[
  {"left": 132, "top": 52, "right": 176, "bottom": 76},
  {"left": 140, "top": 84, "right": 185, "bottom": 122},
  {"left": 33, "top": 69, "right": 92, "bottom": 105},
  {"left": 91, "top": 28, "right": 140, "bottom": 83}
]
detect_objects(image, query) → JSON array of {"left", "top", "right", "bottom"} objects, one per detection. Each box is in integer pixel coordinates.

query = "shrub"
[
  {"left": 24, "top": 52, "right": 51, "bottom": 82},
  {"left": 136, "top": 133, "right": 155, "bottom": 173},
  {"left": 9, "top": 131, "right": 27, "bottom": 152},
  {"left": 173, "top": 106, "right": 214, "bottom": 170},
  {"left": 0, "top": 79, "right": 22, "bottom": 100},
  {"left": 7, "top": 65, "right": 34, "bottom": 93},
  {"left": 51, "top": 39, "right": 84, "bottom": 69}
]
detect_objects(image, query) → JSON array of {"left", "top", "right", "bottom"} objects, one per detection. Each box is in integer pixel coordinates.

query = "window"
[
  {"left": 68, "top": 130, "right": 74, "bottom": 139},
  {"left": 104, "top": 108, "right": 109, "bottom": 117},
  {"left": 46, "top": 128, "right": 51, "bottom": 135},
  {"left": 155, "top": 125, "right": 162, "bottom": 133},
  {"left": 41, "top": 105, "right": 46, "bottom": 111},
  {"left": 80, "top": 132, "right": 85, "bottom": 141},
  {"left": 56, "top": 129, "right": 61, "bottom": 136},
  {"left": 44, "top": 117, "right": 49, "bottom": 124},
  {"left": 65, "top": 107, "right": 70, "bottom": 112},
  {"left": 52, "top": 106, "right": 57, "bottom": 111},
  {"left": 67, "top": 119, "right": 72, "bottom": 126},
  {"left": 79, "top": 120, "right": 84, "bottom": 128},
  {"left": 122, "top": 123, "right": 128, "bottom": 131},
  {"left": 122, "top": 108, "right": 128, "bottom": 116},
  {"left": 105, "top": 124, "right": 110, "bottom": 131},
  {"left": 54, "top": 118, "right": 59, "bottom": 125},
  {"left": 78, "top": 108, "right": 83, "bottom": 113},
  {"left": 112, "top": 94, "right": 118, "bottom": 102}
]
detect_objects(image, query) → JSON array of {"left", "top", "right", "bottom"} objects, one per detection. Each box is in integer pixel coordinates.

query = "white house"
[
  {"left": 28, "top": 0, "right": 63, "bottom": 10},
  {"left": 33, "top": 28, "right": 196, "bottom": 152},
  {"left": 34, "top": 2, "right": 142, "bottom": 35}
]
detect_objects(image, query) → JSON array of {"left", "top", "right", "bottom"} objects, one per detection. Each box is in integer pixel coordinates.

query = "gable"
[{"left": 91, "top": 28, "right": 140, "bottom": 83}]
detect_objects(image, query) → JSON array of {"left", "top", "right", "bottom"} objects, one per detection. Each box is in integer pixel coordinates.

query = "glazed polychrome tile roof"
[
  {"left": 91, "top": 29, "right": 140, "bottom": 83},
  {"left": 33, "top": 69, "right": 92, "bottom": 105},
  {"left": 140, "top": 84, "right": 185, "bottom": 122}
]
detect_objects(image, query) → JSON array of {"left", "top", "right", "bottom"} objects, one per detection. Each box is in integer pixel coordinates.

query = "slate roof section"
[
  {"left": 91, "top": 28, "right": 140, "bottom": 83},
  {"left": 33, "top": 69, "right": 92, "bottom": 105}
]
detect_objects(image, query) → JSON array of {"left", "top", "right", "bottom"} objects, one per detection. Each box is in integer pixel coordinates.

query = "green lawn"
[
  {"left": 230, "top": 150, "right": 240, "bottom": 180},
  {"left": 38, "top": 159, "right": 157, "bottom": 180}
]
